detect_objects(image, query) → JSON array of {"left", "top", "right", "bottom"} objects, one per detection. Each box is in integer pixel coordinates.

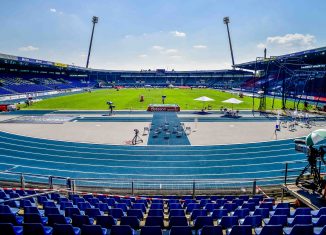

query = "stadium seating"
[{"left": 0, "top": 189, "right": 326, "bottom": 235}]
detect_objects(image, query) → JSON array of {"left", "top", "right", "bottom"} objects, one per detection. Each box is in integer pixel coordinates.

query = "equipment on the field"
[{"left": 132, "top": 129, "right": 143, "bottom": 145}]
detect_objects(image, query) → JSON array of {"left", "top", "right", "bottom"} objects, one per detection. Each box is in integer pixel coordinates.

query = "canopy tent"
[
  {"left": 306, "top": 129, "right": 326, "bottom": 146},
  {"left": 194, "top": 96, "right": 215, "bottom": 110},
  {"left": 222, "top": 98, "right": 243, "bottom": 110}
]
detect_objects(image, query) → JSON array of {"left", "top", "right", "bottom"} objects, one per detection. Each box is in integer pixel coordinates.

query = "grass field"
[{"left": 24, "top": 88, "right": 304, "bottom": 110}]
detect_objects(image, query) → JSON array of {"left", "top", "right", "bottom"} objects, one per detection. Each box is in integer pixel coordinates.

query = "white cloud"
[
  {"left": 18, "top": 46, "right": 39, "bottom": 52},
  {"left": 170, "top": 31, "right": 186, "bottom": 37},
  {"left": 50, "top": 8, "right": 57, "bottom": 13},
  {"left": 152, "top": 45, "right": 164, "bottom": 51},
  {"left": 257, "top": 33, "right": 316, "bottom": 53},
  {"left": 164, "top": 49, "right": 178, "bottom": 54},
  {"left": 193, "top": 45, "right": 207, "bottom": 49},
  {"left": 138, "top": 54, "right": 148, "bottom": 58}
]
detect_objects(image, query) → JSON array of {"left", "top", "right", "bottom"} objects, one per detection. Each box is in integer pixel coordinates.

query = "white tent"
[
  {"left": 222, "top": 98, "right": 243, "bottom": 109},
  {"left": 194, "top": 96, "right": 215, "bottom": 102},
  {"left": 194, "top": 96, "right": 214, "bottom": 110}
]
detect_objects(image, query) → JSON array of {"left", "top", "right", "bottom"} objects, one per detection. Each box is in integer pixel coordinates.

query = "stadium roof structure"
[
  {"left": 235, "top": 46, "right": 326, "bottom": 71},
  {"left": 0, "top": 52, "right": 253, "bottom": 75}
]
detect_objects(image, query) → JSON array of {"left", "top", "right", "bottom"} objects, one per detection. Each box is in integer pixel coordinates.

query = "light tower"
[
  {"left": 223, "top": 16, "right": 235, "bottom": 67},
  {"left": 86, "top": 16, "right": 99, "bottom": 68}
]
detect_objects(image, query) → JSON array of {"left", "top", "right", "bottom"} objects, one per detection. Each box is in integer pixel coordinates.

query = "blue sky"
[{"left": 0, "top": 0, "right": 326, "bottom": 70}]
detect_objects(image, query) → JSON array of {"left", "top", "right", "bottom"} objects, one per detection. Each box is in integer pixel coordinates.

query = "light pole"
[
  {"left": 86, "top": 16, "right": 99, "bottom": 68},
  {"left": 223, "top": 16, "right": 235, "bottom": 67}
]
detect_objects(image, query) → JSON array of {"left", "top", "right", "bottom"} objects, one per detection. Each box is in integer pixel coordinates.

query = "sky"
[{"left": 0, "top": 0, "right": 326, "bottom": 71}]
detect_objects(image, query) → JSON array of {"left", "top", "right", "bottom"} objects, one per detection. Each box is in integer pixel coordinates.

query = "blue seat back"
[
  {"left": 53, "top": 224, "right": 77, "bottom": 235},
  {"left": 81, "top": 225, "right": 104, "bottom": 235},
  {"left": 211, "top": 209, "right": 228, "bottom": 220},
  {"left": 96, "top": 215, "right": 116, "bottom": 229},
  {"left": 170, "top": 226, "right": 192, "bottom": 235},
  {"left": 169, "top": 216, "right": 188, "bottom": 227},
  {"left": 145, "top": 216, "right": 164, "bottom": 228},
  {"left": 193, "top": 216, "right": 214, "bottom": 230},
  {"left": 120, "top": 216, "right": 140, "bottom": 230},
  {"left": 220, "top": 216, "right": 238, "bottom": 229},
  {"left": 140, "top": 226, "right": 162, "bottom": 235},
  {"left": 229, "top": 225, "right": 252, "bottom": 235},
  {"left": 127, "top": 209, "right": 144, "bottom": 220},
  {"left": 110, "top": 225, "right": 134, "bottom": 235},
  {"left": 48, "top": 214, "right": 68, "bottom": 226}
]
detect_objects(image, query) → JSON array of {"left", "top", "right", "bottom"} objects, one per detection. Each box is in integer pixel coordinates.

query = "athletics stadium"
[{"left": 0, "top": 1, "right": 326, "bottom": 235}]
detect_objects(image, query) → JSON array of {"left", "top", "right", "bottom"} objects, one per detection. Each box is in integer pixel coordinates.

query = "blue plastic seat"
[
  {"left": 23, "top": 223, "right": 53, "bottom": 235},
  {"left": 48, "top": 214, "right": 71, "bottom": 226},
  {"left": 224, "top": 196, "right": 235, "bottom": 201},
  {"left": 219, "top": 216, "right": 238, "bottom": 229},
  {"left": 241, "top": 203, "right": 256, "bottom": 212},
  {"left": 168, "top": 199, "right": 180, "bottom": 205},
  {"left": 273, "top": 202, "right": 290, "bottom": 210},
  {"left": 94, "top": 203, "right": 110, "bottom": 213},
  {"left": 85, "top": 208, "right": 102, "bottom": 218},
  {"left": 170, "top": 226, "right": 192, "bottom": 235},
  {"left": 60, "top": 202, "right": 74, "bottom": 210},
  {"left": 232, "top": 199, "right": 244, "bottom": 207},
  {"left": 250, "top": 208, "right": 269, "bottom": 218},
  {"left": 269, "top": 208, "right": 290, "bottom": 217},
  {"left": 240, "top": 215, "right": 262, "bottom": 227},
  {"left": 290, "top": 207, "right": 311, "bottom": 217},
  {"left": 88, "top": 198, "right": 100, "bottom": 206},
  {"left": 127, "top": 209, "right": 144, "bottom": 220},
  {"left": 132, "top": 203, "right": 146, "bottom": 213},
  {"left": 258, "top": 202, "right": 273, "bottom": 211},
  {"left": 72, "top": 215, "right": 93, "bottom": 227},
  {"left": 312, "top": 207, "right": 326, "bottom": 217},
  {"left": 152, "top": 199, "right": 163, "bottom": 204},
  {"left": 0, "top": 213, "right": 23, "bottom": 225},
  {"left": 255, "top": 224, "right": 283, "bottom": 235},
  {"left": 205, "top": 203, "right": 220, "bottom": 213},
  {"left": 312, "top": 215, "right": 326, "bottom": 227},
  {"left": 20, "top": 200, "right": 34, "bottom": 208},
  {"left": 183, "top": 199, "right": 196, "bottom": 208},
  {"left": 140, "top": 226, "right": 162, "bottom": 235},
  {"left": 120, "top": 199, "right": 131, "bottom": 207},
  {"left": 247, "top": 198, "right": 260, "bottom": 206},
  {"left": 77, "top": 202, "right": 92, "bottom": 212},
  {"left": 102, "top": 198, "right": 116, "bottom": 207},
  {"left": 253, "top": 195, "right": 264, "bottom": 201},
  {"left": 283, "top": 224, "right": 313, "bottom": 235},
  {"left": 186, "top": 203, "right": 201, "bottom": 213},
  {"left": 116, "top": 203, "right": 128, "bottom": 212},
  {"left": 211, "top": 209, "right": 228, "bottom": 220},
  {"left": 200, "top": 199, "right": 211, "bottom": 207},
  {"left": 110, "top": 225, "right": 135, "bottom": 235},
  {"left": 120, "top": 216, "right": 140, "bottom": 230},
  {"left": 287, "top": 215, "right": 312, "bottom": 226},
  {"left": 148, "top": 209, "right": 164, "bottom": 217},
  {"left": 191, "top": 209, "right": 207, "bottom": 220},
  {"left": 210, "top": 196, "right": 223, "bottom": 201},
  {"left": 23, "top": 213, "right": 48, "bottom": 225},
  {"left": 24, "top": 206, "right": 44, "bottom": 216},
  {"left": 169, "top": 209, "right": 185, "bottom": 218},
  {"left": 198, "top": 225, "right": 223, "bottom": 235},
  {"left": 73, "top": 197, "right": 85, "bottom": 205},
  {"left": 145, "top": 216, "right": 164, "bottom": 228},
  {"left": 223, "top": 203, "right": 238, "bottom": 212},
  {"left": 109, "top": 208, "right": 124, "bottom": 219},
  {"left": 239, "top": 195, "right": 250, "bottom": 201},
  {"left": 227, "top": 225, "right": 252, "bottom": 235},
  {"left": 135, "top": 199, "right": 148, "bottom": 207},
  {"left": 232, "top": 208, "right": 250, "bottom": 219},
  {"left": 263, "top": 215, "right": 287, "bottom": 226},
  {"left": 194, "top": 216, "right": 214, "bottom": 230},
  {"left": 169, "top": 203, "right": 183, "bottom": 210},
  {"left": 314, "top": 225, "right": 326, "bottom": 235},
  {"left": 0, "top": 205, "right": 19, "bottom": 214},
  {"left": 53, "top": 224, "right": 81, "bottom": 235},
  {"left": 44, "top": 207, "right": 62, "bottom": 216},
  {"left": 151, "top": 203, "right": 164, "bottom": 210},
  {"left": 42, "top": 201, "right": 56, "bottom": 208},
  {"left": 0, "top": 223, "right": 23, "bottom": 235},
  {"left": 95, "top": 215, "right": 116, "bottom": 229},
  {"left": 81, "top": 225, "right": 107, "bottom": 235},
  {"left": 216, "top": 199, "right": 227, "bottom": 207},
  {"left": 65, "top": 207, "right": 82, "bottom": 217},
  {"left": 169, "top": 216, "right": 188, "bottom": 228}
]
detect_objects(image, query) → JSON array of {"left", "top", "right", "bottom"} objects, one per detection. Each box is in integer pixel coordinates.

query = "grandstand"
[{"left": 235, "top": 47, "right": 326, "bottom": 111}]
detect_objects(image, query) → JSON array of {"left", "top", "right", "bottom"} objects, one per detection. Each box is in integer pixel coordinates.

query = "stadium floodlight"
[
  {"left": 86, "top": 16, "right": 99, "bottom": 68},
  {"left": 223, "top": 16, "right": 235, "bottom": 67}
]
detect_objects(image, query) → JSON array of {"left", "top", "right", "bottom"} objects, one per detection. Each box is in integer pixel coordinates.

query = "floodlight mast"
[
  {"left": 223, "top": 17, "right": 235, "bottom": 67},
  {"left": 86, "top": 16, "right": 99, "bottom": 68}
]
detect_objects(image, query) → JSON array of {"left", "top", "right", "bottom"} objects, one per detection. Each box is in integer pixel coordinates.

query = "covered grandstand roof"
[{"left": 235, "top": 46, "right": 326, "bottom": 71}]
